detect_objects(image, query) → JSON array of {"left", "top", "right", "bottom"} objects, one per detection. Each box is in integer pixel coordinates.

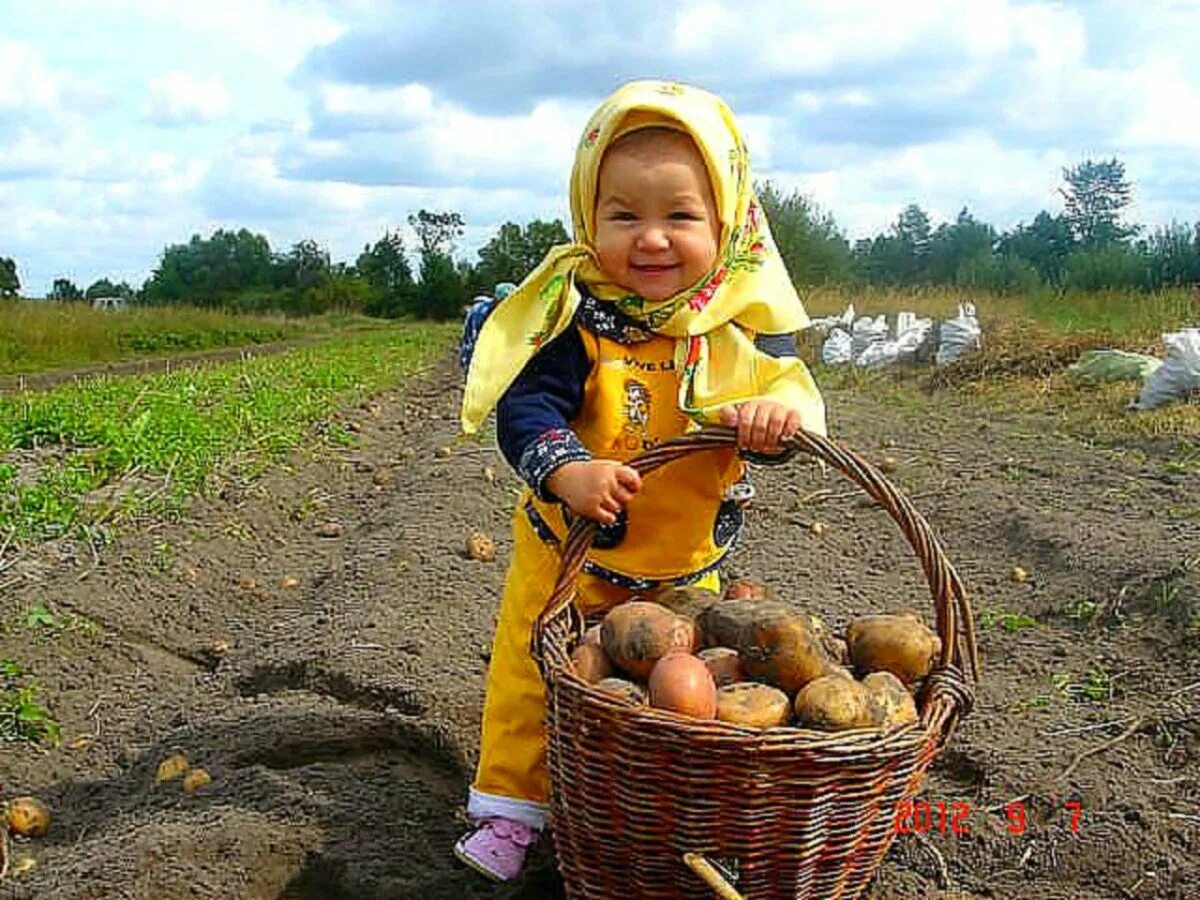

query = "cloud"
[
  {"left": 280, "top": 89, "right": 585, "bottom": 191},
  {"left": 5, "top": 0, "right": 1200, "bottom": 295},
  {"left": 145, "top": 72, "right": 232, "bottom": 126},
  {"left": 0, "top": 39, "right": 115, "bottom": 179}
]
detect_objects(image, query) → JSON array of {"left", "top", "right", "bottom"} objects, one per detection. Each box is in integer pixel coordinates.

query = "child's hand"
[
  {"left": 545, "top": 460, "right": 642, "bottom": 525},
  {"left": 718, "top": 401, "right": 802, "bottom": 454}
]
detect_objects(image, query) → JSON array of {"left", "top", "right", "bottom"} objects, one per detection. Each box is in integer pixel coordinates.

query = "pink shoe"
[{"left": 454, "top": 816, "right": 537, "bottom": 882}]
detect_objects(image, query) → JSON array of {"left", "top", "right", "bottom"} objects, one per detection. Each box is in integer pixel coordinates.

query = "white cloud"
[
  {"left": 145, "top": 72, "right": 232, "bottom": 126},
  {"left": 4, "top": 0, "right": 1200, "bottom": 295}
]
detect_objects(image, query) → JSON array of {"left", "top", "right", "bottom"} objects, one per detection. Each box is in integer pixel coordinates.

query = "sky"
[{"left": 3, "top": 0, "right": 1200, "bottom": 296}]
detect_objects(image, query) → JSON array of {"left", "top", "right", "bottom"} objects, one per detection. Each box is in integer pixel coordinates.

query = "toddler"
[{"left": 455, "top": 80, "right": 826, "bottom": 882}]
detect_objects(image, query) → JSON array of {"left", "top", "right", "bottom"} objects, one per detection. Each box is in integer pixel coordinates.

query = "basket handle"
[
  {"left": 531, "top": 426, "right": 979, "bottom": 705},
  {"left": 683, "top": 853, "right": 744, "bottom": 899}
]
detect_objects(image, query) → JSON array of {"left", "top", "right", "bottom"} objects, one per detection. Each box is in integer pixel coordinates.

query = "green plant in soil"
[
  {"left": 0, "top": 660, "right": 60, "bottom": 745},
  {"left": 0, "top": 324, "right": 454, "bottom": 542},
  {"left": 980, "top": 607, "right": 1039, "bottom": 633}
]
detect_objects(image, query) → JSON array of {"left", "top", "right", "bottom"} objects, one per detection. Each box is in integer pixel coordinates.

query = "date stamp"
[{"left": 893, "top": 799, "right": 1083, "bottom": 836}]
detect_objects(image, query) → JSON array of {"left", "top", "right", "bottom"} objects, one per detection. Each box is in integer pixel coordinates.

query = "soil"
[{"left": 1, "top": 353, "right": 1196, "bottom": 899}]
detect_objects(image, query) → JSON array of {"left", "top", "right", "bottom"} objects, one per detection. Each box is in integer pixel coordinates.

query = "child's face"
[{"left": 593, "top": 133, "right": 719, "bottom": 302}]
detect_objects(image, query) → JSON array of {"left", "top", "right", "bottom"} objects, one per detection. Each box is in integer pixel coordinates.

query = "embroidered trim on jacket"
[
  {"left": 577, "top": 292, "right": 654, "bottom": 345},
  {"left": 518, "top": 428, "right": 591, "bottom": 501}
]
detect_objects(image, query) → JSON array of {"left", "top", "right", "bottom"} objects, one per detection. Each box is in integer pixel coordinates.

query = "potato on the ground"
[
  {"left": 5, "top": 797, "right": 50, "bottom": 838},
  {"left": 846, "top": 613, "right": 941, "bottom": 684},
  {"left": 699, "top": 599, "right": 834, "bottom": 692},
  {"left": 594, "top": 677, "right": 647, "bottom": 704},
  {"left": 794, "top": 674, "right": 874, "bottom": 731},
  {"left": 600, "top": 601, "right": 696, "bottom": 680},
  {"left": 863, "top": 671, "right": 919, "bottom": 729},
  {"left": 465, "top": 530, "right": 496, "bottom": 562},
  {"left": 648, "top": 652, "right": 717, "bottom": 719},
  {"left": 183, "top": 768, "right": 212, "bottom": 793},
  {"left": 716, "top": 682, "right": 791, "bottom": 728},
  {"left": 570, "top": 643, "right": 613, "bottom": 684},
  {"left": 698, "top": 647, "right": 744, "bottom": 687}
]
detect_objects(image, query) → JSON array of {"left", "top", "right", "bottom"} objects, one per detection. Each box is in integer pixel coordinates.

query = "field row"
[{"left": 0, "top": 324, "right": 456, "bottom": 543}]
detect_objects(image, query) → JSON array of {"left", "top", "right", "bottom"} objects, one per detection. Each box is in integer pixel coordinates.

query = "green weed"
[
  {"left": 1052, "top": 664, "right": 1115, "bottom": 703},
  {"left": 0, "top": 660, "right": 60, "bottom": 745},
  {"left": 1064, "top": 598, "right": 1099, "bottom": 624},
  {"left": 980, "top": 607, "right": 1040, "bottom": 633}
]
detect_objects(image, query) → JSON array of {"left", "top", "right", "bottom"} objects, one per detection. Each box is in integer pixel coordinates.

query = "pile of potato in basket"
[{"left": 571, "top": 579, "right": 941, "bottom": 731}]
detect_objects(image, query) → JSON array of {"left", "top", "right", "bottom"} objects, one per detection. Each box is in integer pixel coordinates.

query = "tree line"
[{"left": 4, "top": 157, "right": 1199, "bottom": 318}]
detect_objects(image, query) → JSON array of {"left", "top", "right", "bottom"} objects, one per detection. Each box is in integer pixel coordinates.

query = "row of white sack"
[
  {"left": 1068, "top": 329, "right": 1200, "bottom": 411},
  {"left": 810, "top": 302, "right": 981, "bottom": 367},
  {"left": 809, "top": 302, "right": 1199, "bottom": 410}
]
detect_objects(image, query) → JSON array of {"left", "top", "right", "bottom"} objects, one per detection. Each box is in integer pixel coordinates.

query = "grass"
[
  {"left": 0, "top": 323, "right": 455, "bottom": 542},
  {"left": 0, "top": 300, "right": 387, "bottom": 376}
]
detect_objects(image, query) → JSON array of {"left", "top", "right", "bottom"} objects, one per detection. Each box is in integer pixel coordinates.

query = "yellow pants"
[{"left": 469, "top": 507, "right": 719, "bottom": 828}]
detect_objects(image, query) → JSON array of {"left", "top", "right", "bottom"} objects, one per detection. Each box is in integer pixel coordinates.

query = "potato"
[
  {"left": 716, "top": 682, "right": 791, "bottom": 728},
  {"left": 651, "top": 585, "right": 721, "bottom": 620},
  {"left": 601, "top": 601, "right": 696, "bottom": 680},
  {"left": 794, "top": 674, "right": 874, "bottom": 731},
  {"left": 594, "top": 677, "right": 647, "bottom": 705},
  {"left": 722, "top": 578, "right": 774, "bottom": 602},
  {"left": 182, "top": 768, "right": 212, "bottom": 793},
  {"left": 570, "top": 643, "right": 613, "bottom": 684},
  {"left": 846, "top": 614, "right": 941, "bottom": 684},
  {"left": 648, "top": 653, "right": 717, "bottom": 719},
  {"left": 155, "top": 753, "right": 189, "bottom": 783},
  {"left": 699, "top": 599, "right": 833, "bottom": 692},
  {"left": 696, "top": 598, "right": 783, "bottom": 649},
  {"left": 863, "top": 671, "right": 919, "bottom": 729},
  {"left": 804, "top": 612, "right": 849, "bottom": 664},
  {"left": 698, "top": 647, "right": 744, "bottom": 687},
  {"left": 465, "top": 530, "right": 496, "bottom": 562},
  {"left": 5, "top": 797, "right": 50, "bottom": 838}
]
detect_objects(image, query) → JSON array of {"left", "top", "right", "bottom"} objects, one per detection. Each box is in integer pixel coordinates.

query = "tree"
[
  {"left": 474, "top": 218, "right": 569, "bottom": 290},
  {"left": 49, "top": 278, "right": 83, "bottom": 302},
  {"left": 0, "top": 257, "right": 19, "bottom": 298},
  {"left": 1140, "top": 222, "right": 1200, "bottom": 290},
  {"left": 409, "top": 209, "right": 467, "bottom": 320},
  {"left": 85, "top": 278, "right": 134, "bottom": 300},
  {"left": 851, "top": 204, "right": 933, "bottom": 285},
  {"left": 357, "top": 230, "right": 417, "bottom": 318},
  {"left": 927, "top": 208, "right": 996, "bottom": 285},
  {"left": 417, "top": 251, "right": 466, "bottom": 320},
  {"left": 408, "top": 210, "right": 464, "bottom": 258},
  {"left": 755, "top": 182, "right": 851, "bottom": 284},
  {"left": 143, "top": 229, "right": 274, "bottom": 306},
  {"left": 1060, "top": 158, "right": 1135, "bottom": 248},
  {"left": 1063, "top": 244, "right": 1147, "bottom": 291},
  {"left": 274, "top": 239, "right": 331, "bottom": 292},
  {"left": 997, "top": 211, "right": 1074, "bottom": 285}
]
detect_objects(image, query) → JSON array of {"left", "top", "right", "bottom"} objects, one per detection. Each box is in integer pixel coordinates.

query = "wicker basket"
[{"left": 532, "top": 426, "right": 979, "bottom": 899}]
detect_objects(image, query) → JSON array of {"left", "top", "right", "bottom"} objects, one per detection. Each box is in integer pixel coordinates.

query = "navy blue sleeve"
[
  {"left": 496, "top": 324, "right": 593, "bottom": 499},
  {"left": 745, "top": 331, "right": 801, "bottom": 467}
]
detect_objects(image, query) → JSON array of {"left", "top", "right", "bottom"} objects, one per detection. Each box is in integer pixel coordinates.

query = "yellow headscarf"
[{"left": 460, "top": 79, "right": 825, "bottom": 437}]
